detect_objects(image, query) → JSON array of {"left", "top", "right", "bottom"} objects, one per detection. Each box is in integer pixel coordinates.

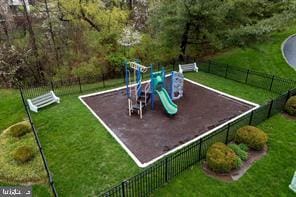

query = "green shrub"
[
  {"left": 234, "top": 157, "right": 243, "bottom": 169},
  {"left": 8, "top": 122, "right": 31, "bottom": 138},
  {"left": 285, "top": 96, "right": 296, "bottom": 116},
  {"left": 235, "top": 126, "right": 268, "bottom": 150},
  {"left": 238, "top": 143, "right": 249, "bottom": 152},
  {"left": 13, "top": 146, "right": 35, "bottom": 163},
  {"left": 228, "top": 143, "right": 248, "bottom": 161},
  {"left": 206, "top": 142, "right": 239, "bottom": 173}
]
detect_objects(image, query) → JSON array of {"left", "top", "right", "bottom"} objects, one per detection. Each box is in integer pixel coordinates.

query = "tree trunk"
[
  {"left": 1, "top": 21, "right": 10, "bottom": 44},
  {"left": 180, "top": 22, "right": 191, "bottom": 61},
  {"left": 79, "top": 0, "right": 101, "bottom": 32},
  {"left": 129, "top": 0, "right": 133, "bottom": 10},
  {"left": 44, "top": 0, "right": 60, "bottom": 66},
  {"left": 21, "top": 0, "right": 44, "bottom": 82}
]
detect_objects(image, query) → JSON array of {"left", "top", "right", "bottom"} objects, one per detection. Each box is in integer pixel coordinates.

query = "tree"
[
  {"left": 0, "top": 44, "right": 32, "bottom": 87},
  {"left": 44, "top": 0, "right": 61, "bottom": 66},
  {"left": 22, "top": 0, "right": 44, "bottom": 82},
  {"left": 0, "top": 0, "right": 13, "bottom": 43},
  {"left": 59, "top": 0, "right": 128, "bottom": 34},
  {"left": 149, "top": 0, "right": 296, "bottom": 59}
]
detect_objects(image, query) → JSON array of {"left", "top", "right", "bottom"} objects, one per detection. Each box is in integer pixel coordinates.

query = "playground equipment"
[
  {"left": 179, "top": 62, "right": 198, "bottom": 73},
  {"left": 125, "top": 61, "right": 151, "bottom": 119},
  {"left": 150, "top": 67, "right": 178, "bottom": 115},
  {"left": 125, "top": 62, "right": 179, "bottom": 118},
  {"left": 170, "top": 71, "right": 184, "bottom": 100}
]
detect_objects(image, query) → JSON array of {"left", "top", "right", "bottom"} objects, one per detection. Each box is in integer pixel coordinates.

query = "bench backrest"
[
  {"left": 179, "top": 62, "right": 198, "bottom": 73},
  {"left": 31, "top": 91, "right": 55, "bottom": 105}
]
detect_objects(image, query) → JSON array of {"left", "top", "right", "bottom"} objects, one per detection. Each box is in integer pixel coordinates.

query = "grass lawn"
[
  {"left": 211, "top": 24, "right": 296, "bottom": 79},
  {"left": 153, "top": 114, "right": 296, "bottom": 197},
  {"left": 185, "top": 72, "right": 278, "bottom": 104},
  {"left": 28, "top": 71, "right": 280, "bottom": 196},
  {"left": 0, "top": 89, "right": 25, "bottom": 132},
  {"left": 0, "top": 90, "right": 51, "bottom": 196}
]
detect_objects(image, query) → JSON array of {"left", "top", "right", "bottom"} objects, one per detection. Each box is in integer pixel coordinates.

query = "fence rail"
[
  {"left": 18, "top": 60, "right": 296, "bottom": 197},
  {"left": 198, "top": 60, "right": 296, "bottom": 94}
]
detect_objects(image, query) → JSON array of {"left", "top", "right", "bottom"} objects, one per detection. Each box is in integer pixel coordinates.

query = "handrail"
[{"left": 129, "top": 62, "right": 149, "bottom": 73}]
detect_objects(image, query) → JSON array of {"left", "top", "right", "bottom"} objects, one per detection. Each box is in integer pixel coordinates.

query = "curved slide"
[
  {"left": 156, "top": 88, "right": 178, "bottom": 115},
  {"left": 282, "top": 35, "right": 296, "bottom": 70}
]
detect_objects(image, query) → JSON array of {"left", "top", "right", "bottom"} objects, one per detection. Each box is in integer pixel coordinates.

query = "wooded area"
[{"left": 0, "top": 0, "right": 296, "bottom": 87}]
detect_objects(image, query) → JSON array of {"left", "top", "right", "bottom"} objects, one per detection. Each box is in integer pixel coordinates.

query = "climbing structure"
[
  {"left": 125, "top": 61, "right": 151, "bottom": 119},
  {"left": 125, "top": 62, "right": 179, "bottom": 118},
  {"left": 170, "top": 71, "right": 184, "bottom": 100}
]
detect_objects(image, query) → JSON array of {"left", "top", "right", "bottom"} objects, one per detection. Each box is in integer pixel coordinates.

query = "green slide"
[{"left": 156, "top": 88, "right": 178, "bottom": 115}]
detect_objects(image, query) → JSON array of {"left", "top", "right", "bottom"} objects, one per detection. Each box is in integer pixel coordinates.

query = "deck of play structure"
[{"left": 79, "top": 63, "right": 258, "bottom": 167}]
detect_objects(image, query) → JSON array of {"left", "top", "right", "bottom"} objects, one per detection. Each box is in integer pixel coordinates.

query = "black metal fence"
[
  {"left": 20, "top": 60, "right": 296, "bottom": 100},
  {"left": 19, "top": 63, "right": 178, "bottom": 100},
  {"left": 198, "top": 60, "right": 296, "bottom": 94},
  {"left": 19, "top": 89, "right": 58, "bottom": 197},
  {"left": 18, "top": 60, "right": 296, "bottom": 197}
]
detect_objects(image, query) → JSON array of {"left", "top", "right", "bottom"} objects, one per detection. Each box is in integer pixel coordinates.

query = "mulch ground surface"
[{"left": 82, "top": 80, "right": 254, "bottom": 164}]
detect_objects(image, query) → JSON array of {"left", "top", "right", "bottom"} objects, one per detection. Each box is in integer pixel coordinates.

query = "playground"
[
  {"left": 80, "top": 63, "right": 257, "bottom": 167},
  {"left": 282, "top": 34, "right": 296, "bottom": 70}
]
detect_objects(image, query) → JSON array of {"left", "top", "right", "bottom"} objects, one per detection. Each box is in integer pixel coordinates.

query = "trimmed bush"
[
  {"left": 206, "top": 142, "right": 239, "bottom": 173},
  {"left": 285, "top": 96, "right": 296, "bottom": 116},
  {"left": 238, "top": 143, "right": 249, "bottom": 152},
  {"left": 13, "top": 146, "right": 35, "bottom": 163},
  {"left": 8, "top": 122, "right": 31, "bottom": 138},
  {"left": 235, "top": 126, "right": 268, "bottom": 150},
  {"left": 228, "top": 144, "right": 248, "bottom": 161},
  {"left": 234, "top": 157, "right": 243, "bottom": 169}
]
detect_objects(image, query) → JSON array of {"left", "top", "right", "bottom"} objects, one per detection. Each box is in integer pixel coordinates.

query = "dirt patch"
[
  {"left": 202, "top": 145, "right": 268, "bottom": 182},
  {"left": 81, "top": 80, "right": 255, "bottom": 165},
  {"left": 282, "top": 112, "right": 296, "bottom": 121}
]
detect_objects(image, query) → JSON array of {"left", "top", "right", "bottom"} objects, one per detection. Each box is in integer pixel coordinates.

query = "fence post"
[
  {"left": 249, "top": 110, "right": 254, "bottom": 125},
  {"left": 225, "top": 123, "right": 230, "bottom": 144},
  {"left": 208, "top": 61, "right": 211, "bottom": 73},
  {"left": 267, "top": 100, "right": 274, "bottom": 118},
  {"left": 245, "top": 69, "right": 250, "bottom": 84},
  {"left": 122, "top": 67, "right": 125, "bottom": 84},
  {"left": 165, "top": 157, "right": 169, "bottom": 182},
  {"left": 78, "top": 78, "right": 82, "bottom": 93},
  {"left": 224, "top": 64, "right": 229, "bottom": 78},
  {"left": 269, "top": 75, "right": 275, "bottom": 91},
  {"left": 198, "top": 138, "right": 203, "bottom": 161},
  {"left": 286, "top": 90, "right": 291, "bottom": 102},
  {"left": 50, "top": 81, "right": 54, "bottom": 92},
  {"left": 102, "top": 74, "right": 105, "bottom": 88},
  {"left": 121, "top": 181, "right": 126, "bottom": 197}
]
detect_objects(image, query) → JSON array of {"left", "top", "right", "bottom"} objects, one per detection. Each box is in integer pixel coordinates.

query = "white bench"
[
  {"left": 179, "top": 62, "right": 198, "bottom": 73},
  {"left": 27, "top": 91, "right": 60, "bottom": 112}
]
